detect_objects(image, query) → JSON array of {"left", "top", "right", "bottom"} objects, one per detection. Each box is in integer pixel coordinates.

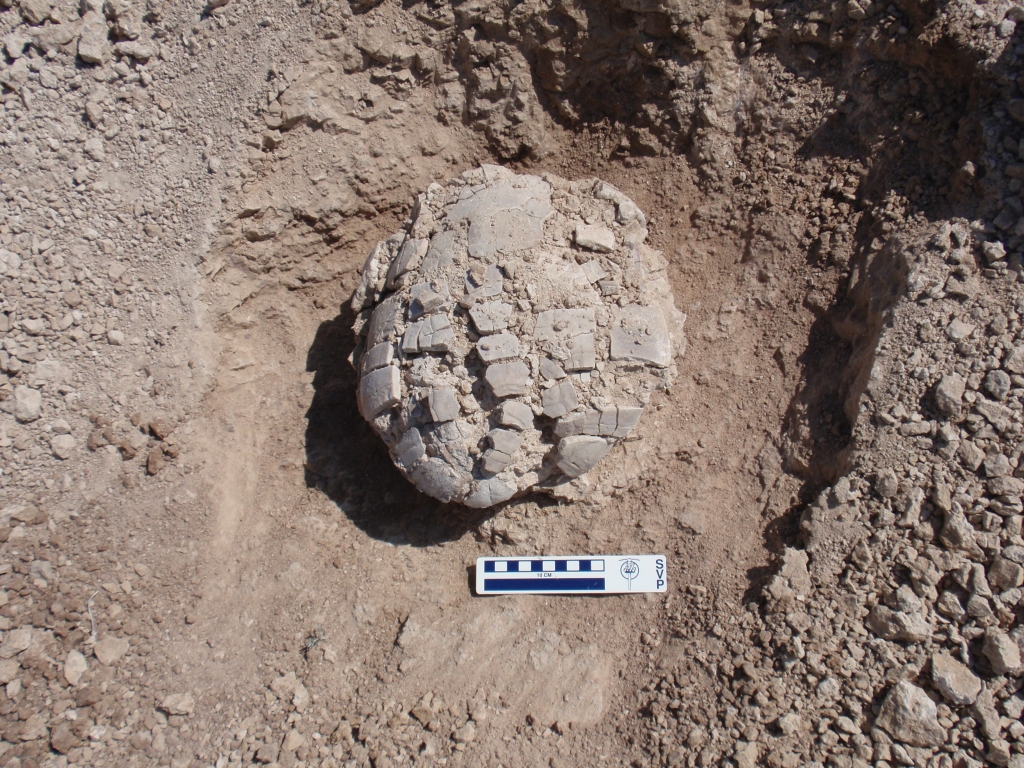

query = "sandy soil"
[{"left": 1, "top": 0, "right": 1024, "bottom": 766}]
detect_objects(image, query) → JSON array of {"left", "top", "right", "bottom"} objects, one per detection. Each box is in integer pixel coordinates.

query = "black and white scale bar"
[{"left": 475, "top": 555, "right": 667, "bottom": 595}]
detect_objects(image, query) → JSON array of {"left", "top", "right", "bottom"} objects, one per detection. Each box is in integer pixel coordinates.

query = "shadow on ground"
[{"left": 303, "top": 303, "right": 490, "bottom": 545}]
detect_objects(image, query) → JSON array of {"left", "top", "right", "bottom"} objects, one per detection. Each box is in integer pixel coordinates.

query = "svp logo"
[
  {"left": 619, "top": 559, "right": 640, "bottom": 589},
  {"left": 655, "top": 558, "right": 665, "bottom": 590}
]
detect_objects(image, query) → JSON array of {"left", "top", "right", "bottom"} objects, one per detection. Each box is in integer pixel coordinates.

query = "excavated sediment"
[{"left": 3, "top": 0, "right": 1024, "bottom": 766}]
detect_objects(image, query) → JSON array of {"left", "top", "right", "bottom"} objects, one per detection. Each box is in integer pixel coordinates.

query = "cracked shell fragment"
[{"left": 350, "top": 166, "right": 684, "bottom": 507}]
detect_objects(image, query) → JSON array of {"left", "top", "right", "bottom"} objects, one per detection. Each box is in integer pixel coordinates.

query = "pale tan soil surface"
[{"left": 2, "top": 0, "right": 1024, "bottom": 767}]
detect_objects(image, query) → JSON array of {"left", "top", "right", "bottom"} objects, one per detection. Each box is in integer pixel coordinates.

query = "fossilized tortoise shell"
[{"left": 350, "top": 165, "right": 683, "bottom": 508}]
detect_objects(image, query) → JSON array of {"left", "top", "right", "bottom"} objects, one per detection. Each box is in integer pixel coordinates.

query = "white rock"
[
  {"left": 469, "top": 301, "right": 512, "bottom": 334},
  {"left": 452, "top": 721, "right": 476, "bottom": 744},
  {"left": 427, "top": 388, "right": 460, "bottom": 422},
  {"left": 476, "top": 332, "right": 519, "bottom": 363},
  {"left": 63, "top": 650, "right": 88, "bottom": 686},
  {"left": 556, "top": 435, "right": 611, "bottom": 478},
  {"left": 541, "top": 380, "right": 578, "bottom": 418},
  {"left": 160, "top": 692, "right": 196, "bottom": 716},
  {"left": 574, "top": 223, "right": 616, "bottom": 252},
  {"left": 0, "top": 659, "right": 20, "bottom": 685},
  {"left": 358, "top": 366, "right": 401, "bottom": 419},
  {"left": 983, "top": 628, "right": 1021, "bottom": 675},
  {"left": 945, "top": 318, "right": 975, "bottom": 341},
  {"left": 21, "top": 318, "right": 45, "bottom": 335},
  {"left": 282, "top": 728, "right": 305, "bottom": 752},
  {"left": 485, "top": 361, "right": 531, "bottom": 397},
  {"left": 464, "top": 477, "right": 516, "bottom": 508},
  {"left": 0, "top": 628, "right": 32, "bottom": 658},
  {"left": 610, "top": 305, "right": 671, "bottom": 367},
  {"left": 78, "top": 13, "right": 111, "bottom": 64},
  {"left": 931, "top": 653, "right": 980, "bottom": 706},
  {"left": 269, "top": 671, "right": 310, "bottom": 712},
  {"left": 13, "top": 386, "right": 42, "bottom": 422},
  {"left": 935, "top": 374, "right": 965, "bottom": 415},
  {"left": 0, "top": 249, "right": 22, "bottom": 276},
  {"left": 497, "top": 401, "right": 534, "bottom": 430},
  {"left": 33, "top": 360, "right": 70, "bottom": 384},
  {"left": 18, "top": 0, "right": 52, "bottom": 25},
  {"left": 93, "top": 636, "right": 129, "bottom": 666},
  {"left": 50, "top": 434, "right": 76, "bottom": 460},
  {"left": 875, "top": 680, "right": 945, "bottom": 747}
]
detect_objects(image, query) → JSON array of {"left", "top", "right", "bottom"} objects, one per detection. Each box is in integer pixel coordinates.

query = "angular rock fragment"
[
  {"left": 875, "top": 468, "right": 899, "bottom": 498},
  {"left": 420, "top": 229, "right": 459, "bottom": 273},
  {"left": 161, "top": 693, "right": 196, "bottom": 716},
  {"left": 393, "top": 429, "right": 425, "bottom": 470},
  {"left": 595, "top": 181, "right": 647, "bottom": 225},
  {"left": 410, "top": 459, "right": 471, "bottom": 503},
  {"left": 555, "top": 406, "right": 643, "bottom": 438},
  {"left": 464, "top": 477, "right": 516, "bottom": 508},
  {"left": 63, "top": 650, "right": 87, "bottom": 687},
  {"left": 534, "top": 309, "right": 597, "bottom": 372},
  {"left": 482, "top": 429, "right": 522, "bottom": 475},
  {"left": 983, "top": 628, "right": 1021, "bottom": 675},
  {"left": 610, "top": 305, "right": 672, "bottom": 367},
  {"left": 408, "top": 282, "right": 448, "bottom": 319},
  {"left": 13, "top": 386, "right": 42, "bottom": 423},
  {"left": 574, "top": 223, "right": 616, "bottom": 252},
  {"left": 464, "top": 264, "right": 503, "bottom": 300},
  {"left": 940, "top": 506, "right": 983, "bottom": 557},
  {"left": 581, "top": 260, "right": 608, "bottom": 283},
  {"left": 19, "top": 0, "right": 52, "bottom": 25},
  {"left": 931, "top": 653, "right": 981, "bottom": 706},
  {"left": 875, "top": 681, "right": 945, "bottom": 748},
  {"left": 428, "top": 389, "right": 460, "bottom": 423},
  {"left": 476, "top": 333, "right": 519, "bottom": 363},
  {"left": 359, "top": 366, "right": 401, "bottom": 419},
  {"left": 403, "top": 314, "right": 455, "bottom": 353},
  {"left": 489, "top": 429, "right": 522, "bottom": 456},
  {"left": 542, "top": 380, "right": 578, "bottom": 418},
  {"left": 984, "top": 368, "right": 1011, "bottom": 401},
  {"left": 362, "top": 342, "right": 394, "bottom": 374},
  {"left": 497, "top": 401, "right": 534, "bottom": 431},
  {"left": 934, "top": 374, "right": 965, "bottom": 416},
  {"left": 540, "top": 357, "right": 566, "bottom": 380},
  {"left": 945, "top": 318, "right": 975, "bottom": 341},
  {"left": 351, "top": 167, "right": 682, "bottom": 507},
  {"left": 485, "top": 361, "right": 531, "bottom": 397},
  {"left": 556, "top": 435, "right": 611, "bottom": 478},
  {"left": 989, "top": 556, "right": 1024, "bottom": 590},
  {"left": 78, "top": 12, "right": 111, "bottom": 64},
  {"left": 366, "top": 296, "right": 403, "bottom": 347},
  {"left": 1004, "top": 343, "right": 1024, "bottom": 374},
  {"left": 93, "top": 636, "right": 129, "bottom": 666},
  {"left": 866, "top": 605, "right": 932, "bottom": 642},
  {"left": 469, "top": 301, "right": 512, "bottom": 335},
  {"left": 386, "top": 238, "right": 428, "bottom": 289}
]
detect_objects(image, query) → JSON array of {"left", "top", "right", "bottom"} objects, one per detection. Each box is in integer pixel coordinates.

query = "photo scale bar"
[{"left": 475, "top": 555, "right": 667, "bottom": 595}]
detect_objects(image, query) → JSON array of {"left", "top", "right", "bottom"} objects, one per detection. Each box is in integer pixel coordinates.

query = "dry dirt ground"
[{"left": 3, "top": 0, "right": 1024, "bottom": 766}]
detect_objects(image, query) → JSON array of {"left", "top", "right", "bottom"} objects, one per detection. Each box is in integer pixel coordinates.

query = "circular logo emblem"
[{"left": 620, "top": 559, "right": 640, "bottom": 588}]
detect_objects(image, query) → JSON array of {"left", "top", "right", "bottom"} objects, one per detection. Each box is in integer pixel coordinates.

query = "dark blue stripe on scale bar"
[{"left": 483, "top": 578, "right": 606, "bottom": 592}]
